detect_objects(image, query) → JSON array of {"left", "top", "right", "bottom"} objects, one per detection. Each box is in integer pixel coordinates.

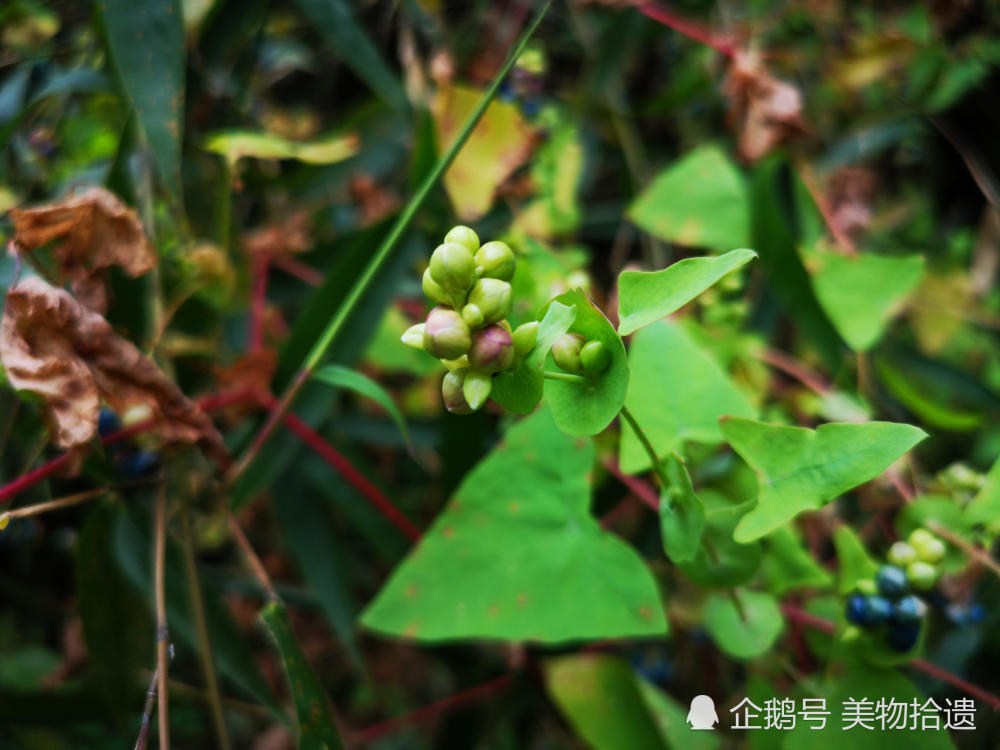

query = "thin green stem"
[
  {"left": 225, "top": 0, "right": 552, "bottom": 485},
  {"left": 619, "top": 405, "right": 670, "bottom": 489},
  {"left": 179, "top": 501, "right": 231, "bottom": 750},
  {"left": 543, "top": 370, "right": 589, "bottom": 384}
]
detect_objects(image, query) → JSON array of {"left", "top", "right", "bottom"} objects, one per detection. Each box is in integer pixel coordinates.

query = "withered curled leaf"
[
  {"left": 0, "top": 277, "right": 228, "bottom": 464},
  {"left": 724, "top": 51, "right": 807, "bottom": 162},
  {"left": 8, "top": 186, "right": 157, "bottom": 312},
  {"left": 242, "top": 211, "right": 312, "bottom": 257}
]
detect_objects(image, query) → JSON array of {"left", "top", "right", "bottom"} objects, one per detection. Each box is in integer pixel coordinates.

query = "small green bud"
[
  {"left": 423, "top": 306, "right": 471, "bottom": 360},
  {"left": 461, "top": 303, "right": 484, "bottom": 329},
  {"left": 552, "top": 333, "right": 585, "bottom": 373},
  {"left": 466, "top": 278, "right": 512, "bottom": 325},
  {"left": 475, "top": 240, "right": 516, "bottom": 281},
  {"left": 442, "top": 369, "right": 473, "bottom": 414},
  {"left": 887, "top": 541, "right": 918, "bottom": 568},
  {"left": 401, "top": 323, "right": 426, "bottom": 350},
  {"left": 468, "top": 325, "right": 515, "bottom": 374},
  {"left": 579, "top": 340, "right": 611, "bottom": 374},
  {"left": 429, "top": 242, "right": 476, "bottom": 295},
  {"left": 463, "top": 370, "right": 492, "bottom": 411},
  {"left": 422, "top": 268, "right": 452, "bottom": 307},
  {"left": 444, "top": 225, "right": 480, "bottom": 254},
  {"left": 512, "top": 321, "right": 539, "bottom": 358},
  {"left": 906, "top": 561, "right": 939, "bottom": 591},
  {"left": 441, "top": 355, "right": 469, "bottom": 370}
]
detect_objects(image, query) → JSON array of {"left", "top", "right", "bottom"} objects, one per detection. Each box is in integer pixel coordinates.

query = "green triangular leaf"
[
  {"left": 703, "top": 589, "right": 784, "bottom": 660},
  {"left": 806, "top": 249, "right": 925, "bottom": 351},
  {"left": 620, "top": 320, "right": 756, "bottom": 474},
  {"left": 628, "top": 145, "right": 749, "bottom": 252},
  {"left": 617, "top": 248, "right": 757, "bottom": 335},
  {"left": 360, "top": 407, "right": 666, "bottom": 643},
  {"left": 833, "top": 526, "right": 878, "bottom": 595},
  {"left": 720, "top": 418, "right": 927, "bottom": 542}
]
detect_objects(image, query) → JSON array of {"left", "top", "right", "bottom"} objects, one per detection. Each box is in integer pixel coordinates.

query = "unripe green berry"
[
  {"left": 442, "top": 369, "right": 473, "bottom": 414},
  {"left": 466, "top": 278, "right": 512, "bottom": 325},
  {"left": 552, "top": 333, "right": 585, "bottom": 373},
  {"left": 422, "top": 268, "right": 452, "bottom": 307},
  {"left": 429, "top": 242, "right": 476, "bottom": 296},
  {"left": 444, "top": 225, "right": 479, "bottom": 254},
  {"left": 906, "top": 561, "right": 939, "bottom": 591},
  {"left": 579, "top": 339, "right": 610, "bottom": 374},
  {"left": 401, "top": 323, "right": 425, "bottom": 350},
  {"left": 461, "top": 303, "right": 484, "bottom": 329},
  {"left": 423, "top": 306, "right": 471, "bottom": 360},
  {"left": 887, "top": 541, "right": 918, "bottom": 568},
  {"left": 908, "top": 529, "right": 934, "bottom": 549},
  {"left": 913, "top": 535, "right": 946, "bottom": 565},
  {"left": 475, "top": 241, "right": 516, "bottom": 281},
  {"left": 468, "top": 325, "right": 515, "bottom": 374},
  {"left": 512, "top": 321, "right": 539, "bottom": 358},
  {"left": 463, "top": 370, "right": 492, "bottom": 411}
]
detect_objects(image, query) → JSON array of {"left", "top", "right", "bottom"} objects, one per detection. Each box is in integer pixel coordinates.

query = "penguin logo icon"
[{"left": 687, "top": 695, "right": 719, "bottom": 730}]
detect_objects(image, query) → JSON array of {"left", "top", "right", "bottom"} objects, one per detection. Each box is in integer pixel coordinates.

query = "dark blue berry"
[
  {"left": 887, "top": 622, "right": 921, "bottom": 652},
  {"left": 845, "top": 594, "right": 892, "bottom": 627},
  {"left": 890, "top": 595, "right": 927, "bottom": 626},
  {"left": 98, "top": 408, "right": 122, "bottom": 436},
  {"left": 968, "top": 603, "right": 986, "bottom": 624},
  {"left": 875, "top": 565, "right": 909, "bottom": 598},
  {"left": 118, "top": 450, "right": 160, "bottom": 478}
]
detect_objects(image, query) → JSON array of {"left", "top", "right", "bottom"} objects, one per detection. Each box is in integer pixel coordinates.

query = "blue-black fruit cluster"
[
  {"left": 98, "top": 408, "right": 161, "bottom": 479},
  {"left": 846, "top": 564, "right": 927, "bottom": 652}
]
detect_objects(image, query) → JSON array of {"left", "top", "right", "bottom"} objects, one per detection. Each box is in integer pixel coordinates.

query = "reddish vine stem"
[
  {"left": 352, "top": 673, "right": 514, "bottom": 744},
  {"left": 639, "top": 3, "right": 736, "bottom": 58},
  {"left": 757, "top": 347, "right": 831, "bottom": 395},
  {"left": 269, "top": 254, "right": 323, "bottom": 287}
]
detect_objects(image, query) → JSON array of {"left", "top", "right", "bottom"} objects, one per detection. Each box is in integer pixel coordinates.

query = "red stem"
[
  {"left": 278, "top": 410, "right": 422, "bottom": 542},
  {"left": 758, "top": 347, "right": 831, "bottom": 395},
  {"left": 352, "top": 673, "right": 514, "bottom": 744},
  {"left": 601, "top": 456, "right": 659, "bottom": 511},
  {"left": 269, "top": 254, "right": 323, "bottom": 287},
  {"left": 639, "top": 3, "right": 736, "bottom": 58},
  {"left": 250, "top": 254, "right": 270, "bottom": 351}
]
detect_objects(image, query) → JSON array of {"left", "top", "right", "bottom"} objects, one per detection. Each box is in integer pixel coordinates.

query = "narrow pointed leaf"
[
  {"left": 260, "top": 602, "right": 347, "bottom": 750},
  {"left": 617, "top": 248, "right": 757, "bottom": 335},
  {"left": 543, "top": 289, "right": 629, "bottom": 436},
  {"left": 807, "top": 249, "right": 925, "bottom": 351},
  {"left": 492, "top": 301, "right": 576, "bottom": 414},
  {"left": 833, "top": 526, "right": 878, "bottom": 594},
  {"left": 544, "top": 654, "right": 668, "bottom": 750},
  {"left": 204, "top": 130, "right": 359, "bottom": 169},
  {"left": 659, "top": 454, "right": 705, "bottom": 564},
  {"left": 98, "top": 0, "right": 185, "bottom": 198},
  {"left": 291, "top": 0, "right": 404, "bottom": 107},
  {"left": 628, "top": 145, "right": 749, "bottom": 251},
  {"left": 360, "top": 407, "right": 666, "bottom": 642},
  {"left": 315, "top": 364, "right": 410, "bottom": 449},
  {"left": 721, "top": 417, "right": 927, "bottom": 542},
  {"left": 619, "top": 320, "right": 755, "bottom": 474}
]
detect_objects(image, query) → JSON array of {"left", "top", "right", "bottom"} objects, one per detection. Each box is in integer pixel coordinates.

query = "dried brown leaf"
[
  {"left": 0, "top": 277, "right": 228, "bottom": 464},
  {"left": 724, "top": 51, "right": 807, "bottom": 162},
  {"left": 8, "top": 186, "right": 157, "bottom": 312}
]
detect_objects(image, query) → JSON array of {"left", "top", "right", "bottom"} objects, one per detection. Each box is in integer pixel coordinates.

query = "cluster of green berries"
[
  {"left": 402, "top": 226, "right": 538, "bottom": 414},
  {"left": 550, "top": 333, "right": 610, "bottom": 377},
  {"left": 845, "top": 527, "right": 947, "bottom": 653}
]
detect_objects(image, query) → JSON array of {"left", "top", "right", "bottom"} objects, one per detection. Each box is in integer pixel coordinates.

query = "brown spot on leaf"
[{"left": 442, "top": 526, "right": 455, "bottom": 539}]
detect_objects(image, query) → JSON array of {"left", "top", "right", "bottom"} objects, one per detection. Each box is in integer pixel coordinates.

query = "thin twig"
[
  {"left": 352, "top": 673, "right": 514, "bottom": 744},
  {"left": 226, "top": 510, "right": 278, "bottom": 602},
  {"left": 270, "top": 253, "right": 323, "bottom": 287},
  {"left": 757, "top": 347, "right": 831, "bottom": 395},
  {"left": 180, "top": 501, "right": 231, "bottom": 750},
  {"left": 133, "top": 668, "right": 159, "bottom": 750},
  {"left": 0, "top": 486, "right": 107, "bottom": 527},
  {"left": 926, "top": 520, "right": 1000, "bottom": 580},
  {"left": 639, "top": 3, "right": 736, "bottom": 57},
  {"left": 601, "top": 456, "right": 660, "bottom": 511},
  {"left": 154, "top": 483, "right": 171, "bottom": 750},
  {"left": 618, "top": 405, "right": 670, "bottom": 488}
]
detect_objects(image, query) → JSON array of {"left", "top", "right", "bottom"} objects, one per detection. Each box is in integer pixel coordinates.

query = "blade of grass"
[{"left": 225, "top": 0, "right": 553, "bottom": 485}]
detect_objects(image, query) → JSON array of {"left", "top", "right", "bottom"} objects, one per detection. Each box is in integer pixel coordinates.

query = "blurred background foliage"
[{"left": 0, "top": 0, "right": 999, "bottom": 748}]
